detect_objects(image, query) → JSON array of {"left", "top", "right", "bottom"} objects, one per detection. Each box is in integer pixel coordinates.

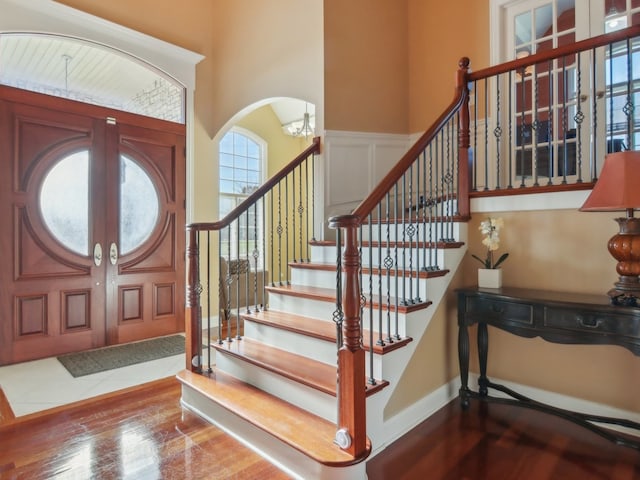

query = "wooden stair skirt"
[{"left": 178, "top": 370, "right": 370, "bottom": 480}]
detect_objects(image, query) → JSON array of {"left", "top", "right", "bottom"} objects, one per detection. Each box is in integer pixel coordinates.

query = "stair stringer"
[{"left": 363, "top": 231, "right": 467, "bottom": 458}]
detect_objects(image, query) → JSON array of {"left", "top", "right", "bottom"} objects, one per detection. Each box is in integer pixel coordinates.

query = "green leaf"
[
  {"left": 471, "top": 254, "right": 490, "bottom": 269},
  {"left": 492, "top": 252, "right": 509, "bottom": 269}
]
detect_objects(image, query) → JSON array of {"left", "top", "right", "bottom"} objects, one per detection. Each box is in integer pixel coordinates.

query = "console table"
[{"left": 457, "top": 286, "right": 640, "bottom": 450}]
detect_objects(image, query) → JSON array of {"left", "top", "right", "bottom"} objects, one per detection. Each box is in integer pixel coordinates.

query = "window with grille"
[{"left": 218, "top": 128, "right": 265, "bottom": 268}]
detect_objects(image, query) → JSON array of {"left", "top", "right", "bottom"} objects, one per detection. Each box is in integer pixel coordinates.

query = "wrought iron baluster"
[
  {"left": 400, "top": 172, "right": 407, "bottom": 305},
  {"left": 277, "top": 183, "right": 283, "bottom": 285},
  {"left": 532, "top": 64, "right": 539, "bottom": 187},
  {"left": 285, "top": 176, "right": 290, "bottom": 285},
  {"left": 384, "top": 193, "right": 393, "bottom": 343},
  {"left": 508, "top": 70, "right": 513, "bottom": 189},
  {"left": 406, "top": 164, "right": 414, "bottom": 304},
  {"left": 298, "top": 163, "right": 304, "bottom": 263},
  {"left": 377, "top": 204, "right": 385, "bottom": 345},
  {"left": 252, "top": 202, "right": 260, "bottom": 313},
  {"left": 547, "top": 59, "right": 553, "bottom": 184},
  {"left": 562, "top": 56, "right": 568, "bottom": 185},
  {"left": 292, "top": 167, "right": 296, "bottom": 264},
  {"left": 484, "top": 77, "right": 489, "bottom": 190},
  {"left": 495, "top": 74, "right": 502, "bottom": 189},
  {"left": 591, "top": 48, "right": 598, "bottom": 181},
  {"left": 205, "top": 231, "right": 212, "bottom": 372},
  {"left": 393, "top": 183, "right": 399, "bottom": 340},
  {"left": 473, "top": 79, "right": 478, "bottom": 191},
  {"left": 245, "top": 210, "right": 251, "bottom": 315},
  {"left": 332, "top": 228, "right": 344, "bottom": 349},
  {"left": 575, "top": 54, "right": 584, "bottom": 183},
  {"left": 625, "top": 38, "right": 634, "bottom": 151}
]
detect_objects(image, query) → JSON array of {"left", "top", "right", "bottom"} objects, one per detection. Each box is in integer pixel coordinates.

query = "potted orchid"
[{"left": 472, "top": 217, "right": 509, "bottom": 288}]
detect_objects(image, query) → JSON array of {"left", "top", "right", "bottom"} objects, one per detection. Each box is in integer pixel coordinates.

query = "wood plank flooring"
[
  {"left": 1, "top": 376, "right": 638, "bottom": 479},
  {"left": 366, "top": 399, "right": 640, "bottom": 480},
  {"left": 0, "top": 377, "right": 290, "bottom": 480}
]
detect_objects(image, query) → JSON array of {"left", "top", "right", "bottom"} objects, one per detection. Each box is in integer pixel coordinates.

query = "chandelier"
[{"left": 282, "top": 103, "right": 315, "bottom": 138}]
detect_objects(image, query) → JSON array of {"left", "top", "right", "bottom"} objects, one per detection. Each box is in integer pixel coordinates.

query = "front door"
[{"left": 0, "top": 86, "right": 185, "bottom": 364}]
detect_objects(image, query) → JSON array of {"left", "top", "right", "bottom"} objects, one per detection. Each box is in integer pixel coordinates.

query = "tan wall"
[
  {"left": 54, "top": 0, "right": 640, "bottom": 417},
  {"left": 324, "top": 0, "right": 409, "bottom": 133},
  {"left": 462, "top": 210, "right": 640, "bottom": 413},
  {"left": 408, "top": 0, "right": 490, "bottom": 133}
]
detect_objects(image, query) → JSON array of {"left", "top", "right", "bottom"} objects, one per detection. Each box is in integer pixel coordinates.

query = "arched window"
[{"left": 218, "top": 128, "right": 266, "bottom": 267}]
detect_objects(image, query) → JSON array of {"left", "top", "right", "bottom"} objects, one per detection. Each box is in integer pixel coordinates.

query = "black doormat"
[{"left": 57, "top": 335, "right": 185, "bottom": 377}]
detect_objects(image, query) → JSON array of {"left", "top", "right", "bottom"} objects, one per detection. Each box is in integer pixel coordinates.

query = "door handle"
[
  {"left": 110, "top": 242, "right": 118, "bottom": 265},
  {"left": 93, "top": 243, "right": 103, "bottom": 266}
]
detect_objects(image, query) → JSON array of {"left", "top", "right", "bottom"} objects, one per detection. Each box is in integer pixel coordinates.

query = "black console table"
[{"left": 457, "top": 286, "right": 640, "bottom": 450}]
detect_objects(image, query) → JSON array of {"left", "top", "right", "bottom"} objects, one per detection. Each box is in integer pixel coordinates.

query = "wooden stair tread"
[
  {"left": 243, "top": 310, "right": 412, "bottom": 355},
  {"left": 211, "top": 338, "right": 388, "bottom": 397},
  {"left": 0, "top": 387, "right": 15, "bottom": 425},
  {"left": 290, "top": 261, "right": 449, "bottom": 279},
  {"left": 266, "top": 284, "right": 432, "bottom": 313},
  {"left": 177, "top": 369, "right": 370, "bottom": 467},
  {"left": 309, "top": 240, "right": 465, "bottom": 249}
]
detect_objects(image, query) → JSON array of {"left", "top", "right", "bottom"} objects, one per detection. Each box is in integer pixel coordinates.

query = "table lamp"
[{"left": 580, "top": 151, "right": 640, "bottom": 306}]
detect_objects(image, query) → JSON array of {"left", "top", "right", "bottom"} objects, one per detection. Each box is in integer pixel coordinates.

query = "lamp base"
[
  {"left": 607, "top": 288, "right": 640, "bottom": 307},
  {"left": 607, "top": 217, "right": 640, "bottom": 307}
]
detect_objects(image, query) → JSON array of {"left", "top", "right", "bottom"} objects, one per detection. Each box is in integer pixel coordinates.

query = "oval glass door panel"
[
  {"left": 119, "top": 155, "right": 159, "bottom": 255},
  {"left": 39, "top": 150, "right": 89, "bottom": 255}
]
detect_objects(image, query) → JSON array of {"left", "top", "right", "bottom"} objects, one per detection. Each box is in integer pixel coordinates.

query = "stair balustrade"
[
  {"left": 185, "top": 137, "right": 320, "bottom": 373},
  {"left": 182, "top": 25, "right": 640, "bottom": 468}
]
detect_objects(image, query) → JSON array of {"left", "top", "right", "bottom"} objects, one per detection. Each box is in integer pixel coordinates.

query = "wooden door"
[
  {"left": 0, "top": 86, "right": 185, "bottom": 364},
  {"left": 104, "top": 122, "right": 185, "bottom": 345}
]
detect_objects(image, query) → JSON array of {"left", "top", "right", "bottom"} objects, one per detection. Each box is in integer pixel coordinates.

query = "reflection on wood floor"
[
  {"left": 0, "top": 377, "right": 290, "bottom": 480},
  {"left": 1, "top": 374, "right": 638, "bottom": 479}
]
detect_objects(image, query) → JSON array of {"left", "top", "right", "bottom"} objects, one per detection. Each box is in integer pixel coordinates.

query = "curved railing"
[{"left": 185, "top": 137, "right": 321, "bottom": 372}]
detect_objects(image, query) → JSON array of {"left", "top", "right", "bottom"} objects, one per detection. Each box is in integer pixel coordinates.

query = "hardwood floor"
[
  {"left": 366, "top": 399, "right": 640, "bottom": 480},
  {"left": 1, "top": 376, "right": 638, "bottom": 479},
  {"left": 0, "top": 377, "right": 290, "bottom": 480}
]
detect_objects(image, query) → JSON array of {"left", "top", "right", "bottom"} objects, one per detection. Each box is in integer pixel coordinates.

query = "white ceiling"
[{"left": 0, "top": 33, "right": 314, "bottom": 128}]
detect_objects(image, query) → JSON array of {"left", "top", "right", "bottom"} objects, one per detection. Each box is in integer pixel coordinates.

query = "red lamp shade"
[
  {"left": 580, "top": 151, "right": 640, "bottom": 306},
  {"left": 580, "top": 151, "right": 640, "bottom": 212}
]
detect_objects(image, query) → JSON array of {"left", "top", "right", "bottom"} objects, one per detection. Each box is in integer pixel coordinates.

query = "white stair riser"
[
  {"left": 291, "top": 268, "right": 433, "bottom": 300},
  {"left": 308, "top": 248, "right": 446, "bottom": 272},
  {"left": 215, "top": 353, "right": 337, "bottom": 422},
  {"left": 360, "top": 221, "right": 463, "bottom": 243},
  {"left": 244, "top": 320, "right": 338, "bottom": 365},
  {"left": 266, "top": 295, "right": 410, "bottom": 337},
  {"left": 244, "top": 318, "right": 387, "bottom": 380}
]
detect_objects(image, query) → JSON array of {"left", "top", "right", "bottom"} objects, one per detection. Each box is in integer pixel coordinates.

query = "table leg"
[
  {"left": 478, "top": 322, "right": 488, "bottom": 396},
  {"left": 458, "top": 323, "right": 470, "bottom": 409}
]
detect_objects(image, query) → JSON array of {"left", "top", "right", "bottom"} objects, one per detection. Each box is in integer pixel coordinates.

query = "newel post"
[
  {"left": 185, "top": 226, "right": 202, "bottom": 372},
  {"left": 328, "top": 214, "right": 367, "bottom": 458},
  {"left": 457, "top": 57, "right": 472, "bottom": 219}
]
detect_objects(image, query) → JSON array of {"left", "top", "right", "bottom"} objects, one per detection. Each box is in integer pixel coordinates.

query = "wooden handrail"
[
  {"left": 469, "top": 25, "right": 640, "bottom": 82},
  {"left": 187, "top": 136, "right": 321, "bottom": 232},
  {"left": 347, "top": 58, "right": 470, "bottom": 223}
]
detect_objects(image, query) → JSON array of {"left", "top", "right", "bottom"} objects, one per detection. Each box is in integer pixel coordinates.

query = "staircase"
[{"left": 178, "top": 213, "right": 467, "bottom": 479}]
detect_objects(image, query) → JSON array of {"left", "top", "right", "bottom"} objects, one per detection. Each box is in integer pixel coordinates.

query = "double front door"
[{"left": 0, "top": 86, "right": 185, "bottom": 364}]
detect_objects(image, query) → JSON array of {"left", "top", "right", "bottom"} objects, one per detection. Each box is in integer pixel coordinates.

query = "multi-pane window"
[{"left": 219, "top": 129, "right": 264, "bottom": 267}]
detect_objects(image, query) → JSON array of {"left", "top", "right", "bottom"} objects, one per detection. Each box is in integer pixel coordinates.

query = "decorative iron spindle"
[
  {"left": 473, "top": 79, "right": 479, "bottom": 191},
  {"left": 575, "top": 54, "right": 584, "bottom": 183},
  {"left": 590, "top": 48, "right": 598, "bottom": 182},
  {"left": 285, "top": 176, "right": 290, "bottom": 285},
  {"left": 377, "top": 204, "right": 385, "bottom": 345},
  {"left": 384, "top": 192, "right": 393, "bottom": 343},
  {"left": 277, "top": 183, "right": 283, "bottom": 285},
  {"left": 484, "top": 78, "right": 489, "bottom": 190},
  {"left": 562, "top": 56, "right": 569, "bottom": 185},
  {"left": 205, "top": 231, "right": 212, "bottom": 372},
  {"left": 406, "top": 165, "right": 415, "bottom": 304},
  {"left": 253, "top": 202, "right": 260, "bottom": 313},
  {"left": 292, "top": 168, "right": 296, "bottom": 264},
  {"left": 400, "top": 172, "right": 407, "bottom": 305},
  {"left": 508, "top": 70, "right": 513, "bottom": 188},
  {"left": 545, "top": 60, "right": 552, "bottom": 184},
  {"left": 298, "top": 165, "right": 304, "bottom": 262},
  {"left": 495, "top": 75, "right": 502, "bottom": 189},
  {"left": 333, "top": 228, "right": 344, "bottom": 349},
  {"left": 532, "top": 64, "right": 540, "bottom": 187},
  {"left": 625, "top": 38, "right": 634, "bottom": 151}
]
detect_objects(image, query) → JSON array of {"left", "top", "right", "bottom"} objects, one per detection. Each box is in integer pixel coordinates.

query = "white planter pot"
[{"left": 478, "top": 268, "right": 502, "bottom": 289}]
